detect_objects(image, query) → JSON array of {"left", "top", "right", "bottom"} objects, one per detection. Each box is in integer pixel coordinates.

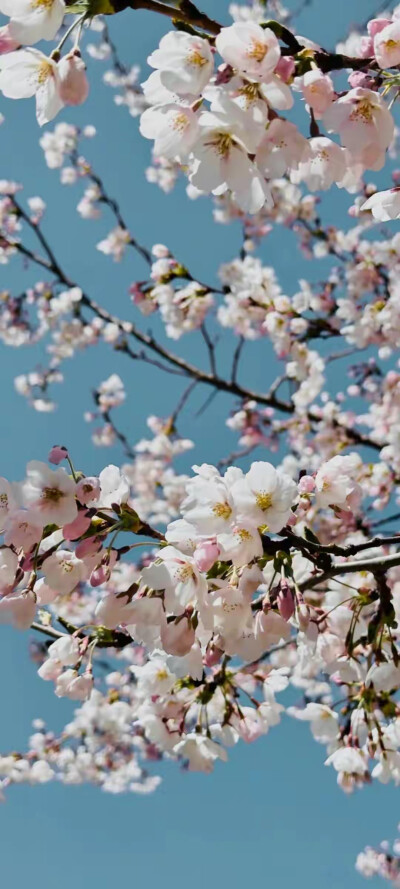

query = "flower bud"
[
  {"left": 277, "top": 582, "right": 295, "bottom": 621},
  {"left": 48, "top": 445, "right": 68, "bottom": 465},
  {"left": 63, "top": 510, "right": 91, "bottom": 541},
  {"left": 0, "top": 25, "right": 19, "bottom": 55},
  {"left": 193, "top": 540, "right": 220, "bottom": 573},
  {"left": 58, "top": 53, "right": 89, "bottom": 106}
]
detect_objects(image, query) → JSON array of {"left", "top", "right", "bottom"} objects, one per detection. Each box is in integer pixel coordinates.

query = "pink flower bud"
[
  {"left": 348, "top": 71, "right": 376, "bottom": 90},
  {"left": 367, "top": 17, "right": 391, "bottom": 37},
  {"left": 298, "top": 475, "right": 315, "bottom": 494},
  {"left": 63, "top": 510, "right": 91, "bottom": 541},
  {"left": 0, "top": 25, "right": 19, "bottom": 54},
  {"left": 277, "top": 583, "right": 295, "bottom": 621},
  {"left": 301, "top": 69, "right": 334, "bottom": 117},
  {"left": 58, "top": 53, "right": 89, "bottom": 106},
  {"left": 193, "top": 540, "right": 220, "bottom": 573},
  {"left": 90, "top": 550, "right": 117, "bottom": 587},
  {"left": 48, "top": 445, "right": 68, "bottom": 465},
  {"left": 76, "top": 476, "right": 100, "bottom": 505}
]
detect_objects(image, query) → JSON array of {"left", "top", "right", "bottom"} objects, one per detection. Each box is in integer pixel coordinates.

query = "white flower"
[
  {"left": 30, "top": 761, "right": 54, "bottom": 784},
  {"left": 20, "top": 460, "right": 77, "bottom": 527},
  {"left": 216, "top": 22, "right": 280, "bottom": 82},
  {"left": 366, "top": 661, "right": 400, "bottom": 692},
  {"left": 42, "top": 549, "right": 86, "bottom": 595},
  {"left": 190, "top": 109, "right": 271, "bottom": 214},
  {"left": 256, "top": 119, "right": 309, "bottom": 178},
  {"left": 131, "top": 654, "right": 176, "bottom": 697},
  {"left": 217, "top": 523, "right": 262, "bottom": 566},
  {"left": 0, "top": 49, "right": 63, "bottom": 126},
  {"left": 55, "top": 669, "right": 93, "bottom": 701},
  {"left": 293, "top": 136, "right": 346, "bottom": 191},
  {"left": 361, "top": 188, "right": 400, "bottom": 221},
  {"left": 0, "top": 589, "right": 36, "bottom": 630},
  {"left": 288, "top": 703, "right": 338, "bottom": 744},
  {"left": 315, "top": 454, "right": 362, "bottom": 511},
  {"left": 231, "top": 461, "right": 297, "bottom": 531},
  {"left": 0, "top": 0, "right": 65, "bottom": 45},
  {"left": 140, "top": 103, "right": 200, "bottom": 160},
  {"left": 181, "top": 464, "right": 238, "bottom": 534},
  {"left": 323, "top": 88, "right": 394, "bottom": 172},
  {"left": 141, "top": 546, "right": 207, "bottom": 614},
  {"left": 173, "top": 734, "right": 227, "bottom": 772},
  {"left": 146, "top": 31, "right": 213, "bottom": 98},
  {"left": 325, "top": 746, "right": 367, "bottom": 776},
  {"left": 96, "top": 465, "right": 130, "bottom": 509}
]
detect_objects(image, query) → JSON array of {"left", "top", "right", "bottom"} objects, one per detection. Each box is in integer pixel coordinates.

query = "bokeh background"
[{"left": 0, "top": 1, "right": 398, "bottom": 886}]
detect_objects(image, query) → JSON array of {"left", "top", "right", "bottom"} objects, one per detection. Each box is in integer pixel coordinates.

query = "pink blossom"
[
  {"left": 301, "top": 69, "right": 334, "bottom": 117},
  {"left": 75, "top": 476, "right": 101, "bottom": 505},
  {"left": 0, "top": 589, "right": 36, "bottom": 631},
  {"left": 374, "top": 19, "right": 400, "bottom": 68}
]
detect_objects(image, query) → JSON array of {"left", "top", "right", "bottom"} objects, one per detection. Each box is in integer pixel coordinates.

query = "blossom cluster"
[
  {"left": 2, "top": 0, "right": 400, "bottom": 880},
  {"left": 0, "top": 445, "right": 399, "bottom": 802},
  {"left": 1, "top": 2, "right": 400, "bottom": 216}
]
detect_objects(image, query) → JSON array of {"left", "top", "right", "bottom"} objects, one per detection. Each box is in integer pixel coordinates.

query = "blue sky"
[{"left": 0, "top": 1, "right": 398, "bottom": 887}]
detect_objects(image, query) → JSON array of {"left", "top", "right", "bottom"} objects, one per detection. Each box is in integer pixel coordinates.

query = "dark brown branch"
[{"left": 128, "top": 0, "right": 222, "bottom": 35}]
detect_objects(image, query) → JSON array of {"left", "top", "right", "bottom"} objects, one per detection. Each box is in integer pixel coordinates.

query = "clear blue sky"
[{"left": 0, "top": 2, "right": 398, "bottom": 887}]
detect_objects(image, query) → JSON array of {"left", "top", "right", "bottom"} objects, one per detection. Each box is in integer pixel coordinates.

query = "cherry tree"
[{"left": 1, "top": 0, "right": 400, "bottom": 882}]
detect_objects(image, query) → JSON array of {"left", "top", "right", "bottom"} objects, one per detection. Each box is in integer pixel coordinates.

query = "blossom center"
[
  {"left": 255, "top": 491, "right": 273, "bottom": 511},
  {"left": 176, "top": 563, "right": 195, "bottom": 582},
  {"left": 212, "top": 502, "right": 232, "bottom": 520},
  {"left": 209, "top": 133, "right": 234, "bottom": 158},
  {"left": 32, "top": 0, "right": 55, "bottom": 8},
  {"left": 246, "top": 39, "right": 267, "bottom": 63},
  {"left": 237, "top": 528, "right": 252, "bottom": 541},
  {"left": 172, "top": 112, "right": 190, "bottom": 133},
  {"left": 37, "top": 60, "right": 54, "bottom": 85},
  {"left": 156, "top": 668, "right": 169, "bottom": 681},
  {"left": 186, "top": 49, "right": 208, "bottom": 68},
  {"left": 383, "top": 39, "right": 400, "bottom": 50},
  {"left": 42, "top": 486, "right": 64, "bottom": 503},
  {"left": 349, "top": 99, "right": 374, "bottom": 124}
]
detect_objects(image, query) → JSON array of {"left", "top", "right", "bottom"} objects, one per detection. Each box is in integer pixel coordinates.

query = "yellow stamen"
[
  {"left": 255, "top": 491, "right": 273, "bottom": 511},
  {"left": 246, "top": 39, "right": 267, "bottom": 63}
]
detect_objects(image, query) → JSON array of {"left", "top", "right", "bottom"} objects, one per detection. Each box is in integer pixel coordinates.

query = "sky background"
[{"left": 0, "top": 1, "right": 399, "bottom": 887}]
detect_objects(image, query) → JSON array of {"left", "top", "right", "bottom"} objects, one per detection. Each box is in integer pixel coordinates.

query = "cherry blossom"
[
  {"left": 0, "top": 49, "right": 63, "bottom": 125},
  {"left": 2, "top": 0, "right": 400, "bottom": 879}
]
